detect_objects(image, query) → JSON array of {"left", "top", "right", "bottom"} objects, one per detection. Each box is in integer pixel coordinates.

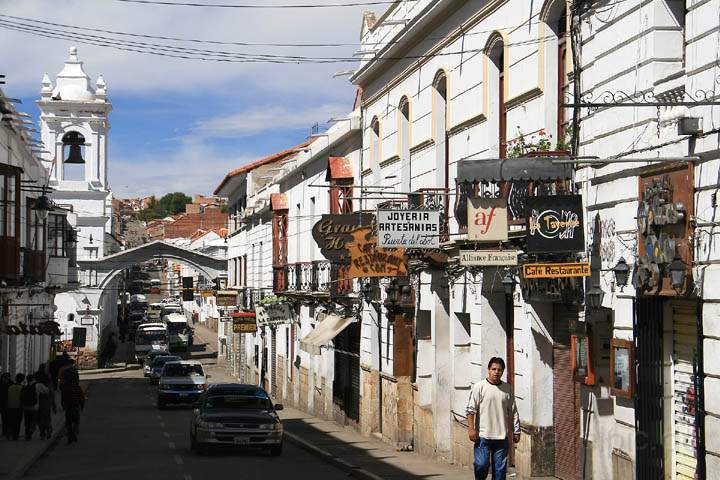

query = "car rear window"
[
  {"left": 204, "top": 395, "right": 272, "bottom": 410},
  {"left": 163, "top": 363, "right": 204, "bottom": 377}
]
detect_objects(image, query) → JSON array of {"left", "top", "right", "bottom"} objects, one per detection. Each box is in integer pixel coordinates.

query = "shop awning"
[
  {"left": 299, "top": 313, "right": 356, "bottom": 356},
  {"left": 457, "top": 157, "right": 573, "bottom": 183}
]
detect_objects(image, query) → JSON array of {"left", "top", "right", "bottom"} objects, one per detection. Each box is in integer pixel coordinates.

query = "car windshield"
[
  {"left": 163, "top": 364, "right": 204, "bottom": 377},
  {"left": 204, "top": 395, "right": 273, "bottom": 411},
  {"left": 137, "top": 332, "right": 166, "bottom": 345},
  {"left": 167, "top": 322, "right": 187, "bottom": 334},
  {"left": 153, "top": 356, "right": 180, "bottom": 367}
]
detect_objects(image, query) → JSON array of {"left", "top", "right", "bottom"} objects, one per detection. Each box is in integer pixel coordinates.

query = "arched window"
[
  {"left": 433, "top": 72, "right": 448, "bottom": 188},
  {"left": 398, "top": 96, "right": 411, "bottom": 191},
  {"left": 369, "top": 117, "right": 381, "bottom": 171},
  {"left": 61, "top": 131, "right": 86, "bottom": 181},
  {"left": 486, "top": 36, "right": 506, "bottom": 158}
]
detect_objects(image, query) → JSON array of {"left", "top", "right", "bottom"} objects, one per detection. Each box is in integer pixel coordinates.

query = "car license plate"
[
  {"left": 234, "top": 437, "right": 249, "bottom": 445},
  {"left": 179, "top": 393, "right": 188, "bottom": 397}
]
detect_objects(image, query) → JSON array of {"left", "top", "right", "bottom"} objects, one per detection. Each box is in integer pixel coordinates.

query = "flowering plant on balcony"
[{"left": 506, "top": 129, "right": 553, "bottom": 158}]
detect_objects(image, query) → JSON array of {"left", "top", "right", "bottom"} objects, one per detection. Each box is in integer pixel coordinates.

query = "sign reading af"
[
  {"left": 377, "top": 209, "right": 440, "bottom": 249},
  {"left": 526, "top": 195, "right": 584, "bottom": 253},
  {"left": 467, "top": 198, "right": 508, "bottom": 242}
]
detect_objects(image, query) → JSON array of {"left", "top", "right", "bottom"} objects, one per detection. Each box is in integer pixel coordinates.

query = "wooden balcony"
[{"left": 0, "top": 237, "right": 20, "bottom": 280}]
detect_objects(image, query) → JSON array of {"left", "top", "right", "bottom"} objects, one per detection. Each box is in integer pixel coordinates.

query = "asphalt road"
[{"left": 24, "top": 308, "right": 348, "bottom": 480}]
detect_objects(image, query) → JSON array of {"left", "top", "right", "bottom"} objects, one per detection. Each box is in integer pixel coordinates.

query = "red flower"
[{"left": 539, "top": 129, "right": 546, "bottom": 136}]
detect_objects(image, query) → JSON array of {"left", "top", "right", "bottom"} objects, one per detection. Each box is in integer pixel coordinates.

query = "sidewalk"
[
  {"left": 280, "top": 406, "right": 472, "bottom": 480},
  {"left": 0, "top": 381, "right": 90, "bottom": 480}
]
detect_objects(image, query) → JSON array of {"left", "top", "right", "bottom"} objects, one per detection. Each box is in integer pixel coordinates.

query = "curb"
[
  {"left": 284, "top": 431, "right": 384, "bottom": 480},
  {"left": 7, "top": 382, "right": 93, "bottom": 480},
  {"left": 79, "top": 364, "right": 136, "bottom": 375}
]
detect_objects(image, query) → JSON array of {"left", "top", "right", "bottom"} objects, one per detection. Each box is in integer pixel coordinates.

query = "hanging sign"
[
  {"left": 526, "top": 195, "right": 584, "bottom": 253},
  {"left": 312, "top": 213, "right": 375, "bottom": 264},
  {"left": 232, "top": 312, "right": 257, "bottom": 333},
  {"left": 467, "top": 198, "right": 508, "bottom": 242},
  {"left": 216, "top": 290, "right": 238, "bottom": 307},
  {"left": 377, "top": 209, "right": 440, "bottom": 248},
  {"left": 0, "top": 321, "right": 62, "bottom": 336},
  {"left": 199, "top": 290, "right": 214, "bottom": 298},
  {"left": 80, "top": 315, "right": 95, "bottom": 326},
  {"left": 459, "top": 250, "right": 518, "bottom": 266},
  {"left": 256, "top": 303, "right": 294, "bottom": 326},
  {"left": 348, "top": 227, "right": 407, "bottom": 278},
  {"left": 523, "top": 262, "right": 591, "bottom": 279}
]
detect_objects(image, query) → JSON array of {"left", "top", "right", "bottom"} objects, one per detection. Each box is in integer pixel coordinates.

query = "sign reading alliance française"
[
  {"left": 232, "top": 312, "right": 257, "bottom": 333},
  {"left": 256, "top": 303, "right": 294, "bottom": 326},
  {"left": 312, "top": 213, "right": 375, "bottom": 264},
  {"left": 377, "top": 210, "right": 440, "bottom": 249},
  {"left": 526, "top": 195, "right": 584, "bottom": 253},
  {"left": 348, "top": 227, "right": 407, "bottom": 278},
  {"left": 459, "top": 250, "right": 518, "bottom": 266},
  {"left": 467, "top": 198, "right": 508, "bottom": 242},
  {"left": 523, "top": 262, "right": 591, "bottom": 279}
]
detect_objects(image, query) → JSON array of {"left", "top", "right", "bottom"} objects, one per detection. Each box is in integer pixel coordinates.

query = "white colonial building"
[{"left": 39, "top": 47, "right": 119, "bottom": 354}]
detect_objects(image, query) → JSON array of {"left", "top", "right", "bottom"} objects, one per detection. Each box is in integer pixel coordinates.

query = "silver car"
[
  {"left": 149, "top": 355, "right": 181, "bottom": 383},
  {"left": 190, "top": 384, "right": 283, "bottom": 456},
  {"left": 157, "top": 361, "right": 207, "bottom": 409}
]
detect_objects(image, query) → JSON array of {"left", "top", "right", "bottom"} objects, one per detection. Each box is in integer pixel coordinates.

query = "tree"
[{"left": 158, "top": 192, "right": 191, "bottom": 215}]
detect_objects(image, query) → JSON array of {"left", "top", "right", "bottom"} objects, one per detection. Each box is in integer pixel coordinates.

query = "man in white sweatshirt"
[{"left": 466, "top": 357, "right": 520, "bottom": 480}]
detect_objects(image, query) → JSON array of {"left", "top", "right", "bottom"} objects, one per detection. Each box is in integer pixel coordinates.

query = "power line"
[
  {"left": 0, "top": 19, "right": 560, "bottom": 65},
  {"left": 107, "top": 0, "right": 407, "bottom": 8}
]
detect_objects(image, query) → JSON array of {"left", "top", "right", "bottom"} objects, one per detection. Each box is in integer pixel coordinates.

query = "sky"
[{"left": 0, "top": 0, "right": 385, "bottom": 198}]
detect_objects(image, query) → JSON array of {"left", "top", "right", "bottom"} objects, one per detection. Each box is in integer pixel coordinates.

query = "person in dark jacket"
[
  {"left": 37, "top": 375, "right": 56, "bottom": 439},
  {"left": 7, "top": 373, "right": 24, "bottom": 440},
  {"left": 0, "top": 372, "right": 11, "bottom": 439},
  {"left": 49, "top": 353, "right": 70, "bottom": 391},
  {"left": 60, "top": 377, "right": 85, "bottom": 444},
  {"left": 35, "top": 363, "right": 50, "bottom": 386}
]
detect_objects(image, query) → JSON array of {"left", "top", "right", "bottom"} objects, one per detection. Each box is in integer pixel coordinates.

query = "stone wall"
[
  {"left": 452, "top": 421, "right": 473, "bottom": 469},
  {"left": 414, "top": 403, "right": 435, "bottom": 458},
  {"left": 381, "top": 376, "right": 398, "bottom": 442},
  {"left": 299, "top": 366, "right": 309, "bottom": 412},
  {"left": 360, "top": 367, "right": 379, "bottom": 436},
  {"left": 514, "top": 423, "right": 554, "bottom": 478}
]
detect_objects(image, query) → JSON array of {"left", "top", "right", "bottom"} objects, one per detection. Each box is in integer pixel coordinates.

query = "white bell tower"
[{"left": 38, "top": 46, "right": 112, "bottom": 189}]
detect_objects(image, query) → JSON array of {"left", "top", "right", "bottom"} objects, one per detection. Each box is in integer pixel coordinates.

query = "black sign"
[
  {"left": 526, "top": 195, "right": 584, "bottom": 253},
  {"left": 182, "top": 276, "right": 194, "bottom": 301},
  {"left": 72, "top": 327, "right": 87, "bottom": 348},
  {"left": 311, "top": 213, "right": 374, "bottom": 264}
]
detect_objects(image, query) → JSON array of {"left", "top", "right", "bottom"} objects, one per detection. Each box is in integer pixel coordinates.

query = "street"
[{"left": 24, "top": 336, "right": 348, "bottom": 480}]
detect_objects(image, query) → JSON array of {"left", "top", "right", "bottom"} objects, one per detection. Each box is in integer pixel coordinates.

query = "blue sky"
[{"left": 1, "top": 0, "right": 379, "bottom": 197}]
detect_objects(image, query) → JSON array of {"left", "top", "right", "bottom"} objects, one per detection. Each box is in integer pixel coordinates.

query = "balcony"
[
  {"left": 0, "top": 237, "right": 20, "bottom": 281},
  {"left": 23, "top": 250, "right": 47, "bottom": 283},
  {"left": 272, "top": 261, "right": 331, "bottom": 294},
  {"left": 47, "top": 256, "right": 69, "bottom": 288}
]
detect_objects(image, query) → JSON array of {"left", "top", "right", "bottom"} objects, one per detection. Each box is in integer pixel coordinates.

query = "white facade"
[{"left": 39, "top": 47, "right": 118, "bottom": 352}]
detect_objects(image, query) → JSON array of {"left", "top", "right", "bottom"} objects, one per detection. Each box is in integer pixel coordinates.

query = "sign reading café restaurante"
[
  {"left": 348, "top": 227, "right": 407, "bottom": 278},
  {"left": 377, "top": 209, "right": 440, "bottom": 249},
  {"left": 523, "top": 262, "right": 591, "bottom": 279}
]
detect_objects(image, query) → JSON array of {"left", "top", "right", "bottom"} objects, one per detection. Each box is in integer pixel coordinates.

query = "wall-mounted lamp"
[{"left": 612, "top": 257, "right": 630, "bottom": 291}]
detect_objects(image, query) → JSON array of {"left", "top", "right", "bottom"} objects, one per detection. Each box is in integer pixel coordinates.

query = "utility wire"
[{"left": 107, "top": 0, "right": 408, "bottom": 8}]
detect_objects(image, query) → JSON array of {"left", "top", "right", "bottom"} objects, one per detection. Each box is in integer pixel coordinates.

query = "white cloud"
[
  {"left": 110, "top": 142, "right": 253, "bottom": 197},
  {"left": 191, "top": 102, "right": 349, "bottom": 139},
  {"left": 0, "top": 0, "right": 375, "bottom": 98}
]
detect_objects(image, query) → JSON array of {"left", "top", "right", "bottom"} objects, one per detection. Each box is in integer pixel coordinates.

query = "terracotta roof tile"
[{"left": 213, "top": 139, "right": 312, "bottom": 195}]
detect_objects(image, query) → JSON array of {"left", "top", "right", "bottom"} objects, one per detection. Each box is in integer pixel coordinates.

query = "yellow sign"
[
  {"left": 523, "top": 262, "right": 591, "bottom": 279},
  {"left": 347, "top": 227, "right": 407, "bottom": 278},
  {"left": 200, "top": 290, "right": 214, "bottom": 298}
]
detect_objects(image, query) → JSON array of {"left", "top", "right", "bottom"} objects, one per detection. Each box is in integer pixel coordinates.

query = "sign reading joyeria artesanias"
[{"left": 377, "top": 209, "right": 440, "bottom": 249}]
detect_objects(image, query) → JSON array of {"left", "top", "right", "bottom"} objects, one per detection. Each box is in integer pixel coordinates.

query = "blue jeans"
[{"left": 474, "top": 437, "right": 508, "bottom": 480}]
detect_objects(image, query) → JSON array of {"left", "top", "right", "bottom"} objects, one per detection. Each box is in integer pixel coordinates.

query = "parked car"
[
  {"left": 190, "top": 384, "right": 283, "bottom": 456},
  {"left": 143, "top": 350, "right": 170, "bottom": 376},
  {"left": 157, "top": 360, "right": 207, "bottom": 409},
  {"left": 149, "top": 355, "right": 182, "bottom": 383}
]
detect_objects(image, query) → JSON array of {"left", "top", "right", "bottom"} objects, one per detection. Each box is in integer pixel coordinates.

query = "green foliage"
[
  {"left": 506, "top": 129, "right": 553, "bottom": 158},
  {"left": 138, "top": 192, "right": 191, "bottom": 221}
]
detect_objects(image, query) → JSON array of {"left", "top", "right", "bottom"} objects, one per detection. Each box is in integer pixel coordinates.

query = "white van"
[
  {"left": 163, "top": 313, "right": 190, "bottom": 351},
  {"left": 135, "top": 324, "right": 169, "bottom": 362}
]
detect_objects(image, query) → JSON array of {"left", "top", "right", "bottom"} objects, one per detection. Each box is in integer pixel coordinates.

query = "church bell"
[{"left": 63, "top": 131, "right": 86, "bottom": 164}]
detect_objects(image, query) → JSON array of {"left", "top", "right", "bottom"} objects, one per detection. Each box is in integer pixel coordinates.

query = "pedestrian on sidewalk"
[
  {"left": 35, "top": 363, "right": 50, "bottom": 386},
  {"left": 60, "top": 376, "right": 85, "bottom": 444},
  {"left": 101, "top": 333, "right": 117, "bottom": 368},
  {"left": 59, "top": 359, "right": 79, "bottom": 388},
  {"left": 37, "top": 375, "right": 57, "bottom": 440},
  {"left": 7, "top": 374, "right": 25, "bottom": 441},
  {"left": 466, "top": 357, "right": 520, "bottom": 480},
  {"left": 0, "top": 372, "right": 12, "bottom": 439},
  {"left": 21, "top": 374, "right": 49, "bottom": 440}
]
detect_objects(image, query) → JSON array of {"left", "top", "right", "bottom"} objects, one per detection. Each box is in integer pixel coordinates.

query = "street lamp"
[
  {"left": 586, "top": 285, "right": 605, "bottom": 310},
  {"left": 32, "top": 193, "right": 53, "bottom": 221},
  {"left": 502, "top": 271, "right": 516, "bottom": 296},
  {"left": 613, "top": 257, "right": 630, "bottom": 291},
  {"left": 668, "top": 255, "right": 687, "bottom": 289}
]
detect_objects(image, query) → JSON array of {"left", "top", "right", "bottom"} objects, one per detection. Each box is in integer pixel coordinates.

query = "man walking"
[
  {"left": 60, "top": 376, "right": 85, "bottom": 444},
  {"left": 0, "top": 372, "right": 11, "bottom": 439},
  {"left": 466, "top": 357, "right": 520, "bottom": 480},
  {"left": 7, "top": 374, "right": 24, "bottom": 440},
  {"left": 21, "top": 374, "right": 48, "bottom": 440}
]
